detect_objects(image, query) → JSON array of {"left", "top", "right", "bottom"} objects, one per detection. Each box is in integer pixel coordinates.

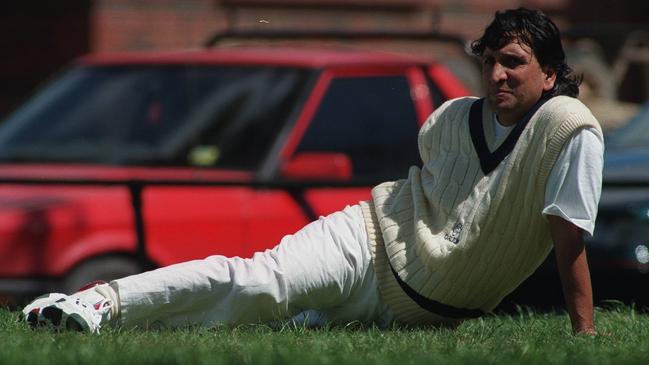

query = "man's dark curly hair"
[{"left": 470, "top": 7, "right": 580, "bottom": 98}]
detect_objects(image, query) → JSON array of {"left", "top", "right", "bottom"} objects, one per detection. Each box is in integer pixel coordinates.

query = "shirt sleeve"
[{"left": 542, "top": 127, "right": 604, "bottom": 236}]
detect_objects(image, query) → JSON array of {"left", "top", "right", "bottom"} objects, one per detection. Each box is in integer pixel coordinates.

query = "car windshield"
[
  {"left": 606, "top": 102, "right": 649, "bottom": 152},
  {"left": 0, "top": 64, "right": 311, "bottom": 169}
]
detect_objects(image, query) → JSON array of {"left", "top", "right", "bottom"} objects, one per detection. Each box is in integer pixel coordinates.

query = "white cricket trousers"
[{"left": 111, "top": 205, "right": 394, "bottom": 329}]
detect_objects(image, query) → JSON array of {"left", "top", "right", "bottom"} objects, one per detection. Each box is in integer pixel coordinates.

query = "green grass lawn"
[{"left": 2, "top": 305, "right": 649, "bottom": 365}]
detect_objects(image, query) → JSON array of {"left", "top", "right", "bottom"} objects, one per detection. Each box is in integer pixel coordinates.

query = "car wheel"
[{"left": 62, "top": 256, "right": 143, "bottom": 294}]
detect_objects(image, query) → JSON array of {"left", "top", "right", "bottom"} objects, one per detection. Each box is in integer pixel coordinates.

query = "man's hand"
[{"left": 548, "top": 215, "right": 596, "bottom": 335}]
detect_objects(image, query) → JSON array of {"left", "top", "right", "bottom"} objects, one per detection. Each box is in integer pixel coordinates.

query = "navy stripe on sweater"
[{"left": 389, "top": 265, "right": 485, "bottom": 319}]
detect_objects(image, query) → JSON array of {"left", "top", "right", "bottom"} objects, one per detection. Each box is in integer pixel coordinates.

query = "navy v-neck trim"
[{"left": 469, "top": 97, "right": 549, "bottom": 174}]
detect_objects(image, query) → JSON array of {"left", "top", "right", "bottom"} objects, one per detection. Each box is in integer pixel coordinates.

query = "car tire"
[{"left": 62, "top": 256, "right": 143, "bottom": 294}]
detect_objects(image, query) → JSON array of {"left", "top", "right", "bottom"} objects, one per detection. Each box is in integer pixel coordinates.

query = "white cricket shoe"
[{"left": 22, "top": 281, "right": 116, "bottom": 333}]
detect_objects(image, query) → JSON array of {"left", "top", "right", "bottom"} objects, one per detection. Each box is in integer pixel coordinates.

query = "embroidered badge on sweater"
[{"left": 444, "top": 222, "right": 463, "bottom": 244}]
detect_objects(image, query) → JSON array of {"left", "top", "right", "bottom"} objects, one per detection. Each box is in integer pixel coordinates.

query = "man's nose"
[{"left": 489, "top": 62, "right": 507, "bottom": 83}]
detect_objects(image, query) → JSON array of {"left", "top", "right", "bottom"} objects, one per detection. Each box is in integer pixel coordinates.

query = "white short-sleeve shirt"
[{"left": 493, "top": 117, "right": 604, "bottom": 236}]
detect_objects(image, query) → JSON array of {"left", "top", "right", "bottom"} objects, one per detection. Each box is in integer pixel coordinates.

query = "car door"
[
  {"left": 142, "top": 65, "right": 315, "bottom": 264},
  {"left": 272, "top": 66, "right": 435, "bottom": 224}
]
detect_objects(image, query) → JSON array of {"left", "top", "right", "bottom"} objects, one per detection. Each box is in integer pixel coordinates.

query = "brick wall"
[
  {"left": 0, "top": 1, "right": 91, "bottom": 116},
  {"left": 91, "top": 0, "right": 223, "bottom": 51},
  {"left": 89, "top": 0, "right": 572, "bottom": 53}
]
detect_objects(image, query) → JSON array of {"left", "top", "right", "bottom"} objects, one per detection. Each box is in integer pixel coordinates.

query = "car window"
[
  {"left": 0, "top": 65, "right": 311, "bottom": 170},
  {"left": 294, "top": 75, "right": 421, "bottom": 182}
]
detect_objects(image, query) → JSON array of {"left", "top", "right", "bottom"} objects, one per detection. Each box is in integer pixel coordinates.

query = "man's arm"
[{"left": 548, "top": 215, "right": 596, "bottom": 335}]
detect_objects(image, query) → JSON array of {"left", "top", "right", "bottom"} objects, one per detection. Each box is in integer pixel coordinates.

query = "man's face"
[{"left": 481, "top": 39, "right": 556, "bottom": 125}]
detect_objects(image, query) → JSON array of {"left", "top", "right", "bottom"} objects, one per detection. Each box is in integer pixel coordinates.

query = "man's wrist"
[{"left": 573, "top": 324, "right": 596, "bottom": 335}]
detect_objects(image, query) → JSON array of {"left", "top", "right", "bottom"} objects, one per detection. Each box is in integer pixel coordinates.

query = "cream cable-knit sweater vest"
[{"left": 360, "top": 95, "right": 601, "bottom": 325}]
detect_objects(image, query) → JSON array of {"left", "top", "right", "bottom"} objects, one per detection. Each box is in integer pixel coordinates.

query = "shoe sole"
[
  {"left": 23, "top": 293, "right": 99, "bottom": 333},
  {"left": 30, "top": 305, "right": 86, "bottom": 332}
]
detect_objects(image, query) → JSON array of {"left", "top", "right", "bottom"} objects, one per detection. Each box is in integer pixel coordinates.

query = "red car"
[{"left": 0, "top": 46, "right": 469, "bottom": 303}]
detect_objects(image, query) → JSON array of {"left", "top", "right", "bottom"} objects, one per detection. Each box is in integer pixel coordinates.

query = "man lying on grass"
[{"left": 23, "top": 7, "right": 602, "bottom": 335}]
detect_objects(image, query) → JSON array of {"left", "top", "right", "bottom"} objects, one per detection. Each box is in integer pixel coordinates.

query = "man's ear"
[{"left": 542, "top": 67, "right": 557, "bottom": 92}]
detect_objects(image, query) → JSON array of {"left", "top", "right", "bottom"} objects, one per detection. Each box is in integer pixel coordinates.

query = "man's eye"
[
  {"left": 482, "top": 57, "right": 495, "bottom": 66},
  {"left": 502, "top": 57, "right": 525, "bottom": 68}
]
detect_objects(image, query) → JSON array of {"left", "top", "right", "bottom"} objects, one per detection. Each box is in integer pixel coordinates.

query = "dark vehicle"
[
  {"left": 591, "top": 102, "right": 649, "bottom": 306},
  {"left": 0, "top": 46, "right": 470, "bottom": 304}
]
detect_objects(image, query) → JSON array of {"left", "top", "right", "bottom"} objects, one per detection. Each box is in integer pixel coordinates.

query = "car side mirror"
[{"left": 280, "top": 152, "right": 353, "bottom": 181}]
